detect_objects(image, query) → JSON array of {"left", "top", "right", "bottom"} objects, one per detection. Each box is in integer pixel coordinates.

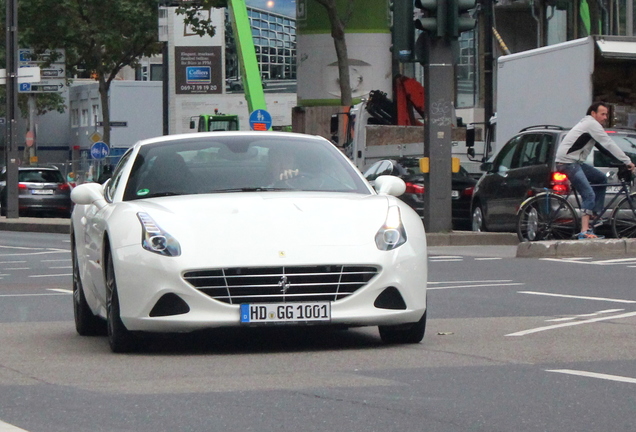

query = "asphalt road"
[{"left": 1, "top": 232, "right": 636, "bottom": 432}]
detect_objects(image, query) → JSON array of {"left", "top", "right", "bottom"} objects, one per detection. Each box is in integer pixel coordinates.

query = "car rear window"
[{"left": 18, "top": 170, "right": 64, "bottom": 183}]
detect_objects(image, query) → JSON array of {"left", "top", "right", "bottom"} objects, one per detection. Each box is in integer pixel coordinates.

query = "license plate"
[
  {"left": 31, "top": 189, "right": 53, "bottom": 195},
  {"left": 452, "top": 190, "right": 460, "bottom": 199},
  {"left": 607, "top": 186, "right": 621, "bottom": 194},
  {"left": 240, "top": 302, "right": 331, "bottom": 323}
]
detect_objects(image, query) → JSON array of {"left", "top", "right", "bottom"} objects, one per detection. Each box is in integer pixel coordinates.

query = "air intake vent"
[{"left": 183, "top": 265, "right": 379, "bottom": 304}]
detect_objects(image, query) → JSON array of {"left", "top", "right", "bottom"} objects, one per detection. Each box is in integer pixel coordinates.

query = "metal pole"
[
  {"left": 628, "top": 0, "right": 634, "bottom": 36},
  {"left": 422, "top": 35, "right": 453, "bottom": 233},
  {"left": 4, "top": 0, "right": 19, "bottom": 218},
  {"left": 483, "top": 0, "right": 494, "bottom": 135},
  {"left": 163, "top": 41, "right": 169, "bottom": 135}
]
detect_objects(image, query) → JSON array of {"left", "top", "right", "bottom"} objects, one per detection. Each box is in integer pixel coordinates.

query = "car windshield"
[
  {"left": 18, "top": 169, "right": 64, "bottom": 183},
  {"left": 123, "top": 135, "right": 370, "bottom": 201},
  {"left": 589, "top": 132, "right": 636, "bottom": 166}
]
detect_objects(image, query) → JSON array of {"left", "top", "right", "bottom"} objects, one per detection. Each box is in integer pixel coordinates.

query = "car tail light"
[
  {"left": 405, "top": 182, "right": 425, "bottom": 194},
  {"left": 550, "top": 171, "right": 569, "bottom": 195},
  {"left": 18, "top": 183, "right": 27, "bottom": 190},
  {"left": 57, "top": 183, "right": 70, "bottom": 191},
  {"left": 462, "top": 186, "right": 474, "bottom": 197}
]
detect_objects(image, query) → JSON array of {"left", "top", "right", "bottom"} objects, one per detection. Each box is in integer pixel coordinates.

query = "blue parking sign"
[
  {"left": 90, "top": 141, "right": 110, "bottom": 160},
  {"left": 19, "top": 83, "right": 31, "bottom": 92}
]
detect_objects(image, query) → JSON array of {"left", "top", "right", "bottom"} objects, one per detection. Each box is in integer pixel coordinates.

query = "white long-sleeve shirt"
[{"left": 555, "top": 115, "right": 631, "bottom": 165}]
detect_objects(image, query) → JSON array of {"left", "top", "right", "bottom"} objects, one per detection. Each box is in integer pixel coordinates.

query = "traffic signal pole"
[
  {"left": 5, "top": 0, "right": 19, "bottom": 218},
  {"left": 422, "top": 35, "right": 454, "bottom": 233}
]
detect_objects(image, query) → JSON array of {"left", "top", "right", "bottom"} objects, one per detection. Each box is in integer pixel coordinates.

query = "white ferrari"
[{"left": 71, "top": 131, "right": 427, "bottom": 352}]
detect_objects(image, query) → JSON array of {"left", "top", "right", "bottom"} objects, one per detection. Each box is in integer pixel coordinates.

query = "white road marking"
[
  {"left": 546, "top": 369, "right": 636, "bottom": 384},
  {"left": 0, "top": 419, "right": 30, "bottom": 432},
  {"left": 506, "top": 311, "right": 636, "bottom": 336},
  {"left": 48, "top": 288, "right": 72, "bottom": 294},
  {"left": 0, "top": 293, "right": 68, "bottom": 297},
  {"left": 0, "top": 250, "right": 69, "bottom": 257},
  {"left": 430, "top": 280, "right": 515, "bottom": 285},
  {"left": 430, "top": 255, "right": 463, "bottom": 259},
  {"left": 429, "top": 259, "right": 463, "bottom": 262},
  {"left": 428, "top": 282, "right": 524, "bottom": 290},
  {"left": 28, "top": 274, "right": 72, "bottom": 278},
  {"left": 0, "top": 261, "right": 27, "bottom": 264},
  {"left": 541, "top": 257, "right": 636, "bottom": 266},
  {"left": 48, "top": 266, "right": 72, "bottom": 269},
  {"left": 545, "top": 309, "right": 624, "bottom": 322},
  {"left": 41, "top": 259, "right": 70, "bottom": 263},
  {"left": 518, "top": 291, "right": 636, "bottom": 304},
  {"left": 474, "top": 257, "right": 503, "bottom": 260},
  {"left": 3, "top": 268, "right": 29, "bottom": 270}
]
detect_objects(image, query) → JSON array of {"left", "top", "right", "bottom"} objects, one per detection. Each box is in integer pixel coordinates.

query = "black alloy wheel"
[
  {"left": 106, "top": 251, "right": 137, "bottom": 353},
  {"left": 378, "top": 310, "right": 427, "bottom": 344},
  {"left": 72, "top": 237, "right": 106, "bottom": 336}
]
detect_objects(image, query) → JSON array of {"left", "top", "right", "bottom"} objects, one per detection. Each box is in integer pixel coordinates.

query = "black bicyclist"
[{"left": 555, "top": 102, "right": 636, "bottom": 240}]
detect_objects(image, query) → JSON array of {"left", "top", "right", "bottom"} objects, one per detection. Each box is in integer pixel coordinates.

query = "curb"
[{"left": 516, "top": 238, "right": 636, "bottom": 258}]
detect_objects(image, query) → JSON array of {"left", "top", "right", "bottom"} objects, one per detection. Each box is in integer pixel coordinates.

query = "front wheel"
[
  {"left": 106, "top": 252, "right": 137, "bottom": 353},
  {"left": 472, "top": 204, "right": 486, "bottom": 232},
  {"left": 517, "top": 193, "right": 579, "bottom": 242},
  {"left": 379, "top": 311, "right": 427, "bottom": 344},
  {"left": 611, "top": 192, "right": 636, "bottom": 238}
]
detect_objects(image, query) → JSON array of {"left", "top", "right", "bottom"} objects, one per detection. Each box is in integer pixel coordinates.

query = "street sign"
[
  {"left": 18, "top": 81, "right": 66, "bottom": 93},
  {"left": 90, "top": 141, "right": 110, "bottom": 160},
  {"left": 18, "top": 48, "right": 65, "bottom": 65},
  {"left": 41, "top": 66, "right": 66, "bottom": 78},
  {"left": 89, "top": 132, "right": 103, "bottom": 143},
  {"left": 97, "top": 121, "right": 128, "bottom": 127},
  {"left": 249, "top": 109, "right": 272, "bottom": 131},
  {"left": 0, "top": 66, "right": 41, "bottom": 85},
  {"left": 25, "top": 130, "right": 35, "bottom": 147}
]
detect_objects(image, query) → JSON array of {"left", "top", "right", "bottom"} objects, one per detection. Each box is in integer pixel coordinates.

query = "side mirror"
[
  {"left": 480, "top": 162, "right": 494, "bottom": 172},
  {"left": 465, "top": 124, "right": 475, "bottom": 148},
  {"left": 71, "top": 182, "right": 107, "bottom": 210},
  {"left": 374, "top": 175, "right": 406, "bottom": 197}
]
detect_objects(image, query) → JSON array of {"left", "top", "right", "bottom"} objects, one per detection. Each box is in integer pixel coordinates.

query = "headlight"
[
  {"left": 137, "top": 212, "right": 181, "bottom": 257},
  {"left": 375, "top": 205, "right": 407, "bottom": 251}
]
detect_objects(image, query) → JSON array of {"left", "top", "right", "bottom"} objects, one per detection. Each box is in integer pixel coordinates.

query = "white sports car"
[{"left": 71, "top": 131, "right": 427, "bottom": 352}]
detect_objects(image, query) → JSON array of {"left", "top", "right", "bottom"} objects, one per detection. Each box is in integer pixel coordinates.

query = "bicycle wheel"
[
  {"left": 611, "top": 192, "right": 636, "bottom": 238},
  {"left": 517, "top": 193, "right": 579, "bottom": 242}
]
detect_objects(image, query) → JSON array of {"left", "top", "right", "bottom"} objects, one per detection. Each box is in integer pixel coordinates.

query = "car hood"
[{"left": 113, "top": 192, "right": 395, "bottom": 264}]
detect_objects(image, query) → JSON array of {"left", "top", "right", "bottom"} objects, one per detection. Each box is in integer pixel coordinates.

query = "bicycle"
[{"left": 516, "top": 165, "right": 636, "bottom": 241}]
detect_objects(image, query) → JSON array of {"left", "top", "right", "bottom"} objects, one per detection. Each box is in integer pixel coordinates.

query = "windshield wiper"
[
  {"left": 144, "top": 192, "right": 185, "bottom": 198},
  {"left": 209, "top": 187, "right": 288, "bottom": 193}
]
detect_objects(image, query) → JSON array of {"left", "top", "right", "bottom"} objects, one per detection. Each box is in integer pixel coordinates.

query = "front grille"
[{"left": 183, "top": 265, "right": 379, "bottom": 304}]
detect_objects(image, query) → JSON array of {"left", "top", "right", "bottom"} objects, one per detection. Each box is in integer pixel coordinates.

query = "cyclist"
[{"left": 555, "top": 102, "right": 636, "bottom": 240}]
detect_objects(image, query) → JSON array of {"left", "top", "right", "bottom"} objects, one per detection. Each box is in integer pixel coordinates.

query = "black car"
[
  {"left": 0, "top": 166, "right": 72, "bottom": 217},
  {"left": 363, "top": 157, "right": 477, "bottom": 230},
  {"left": 471, "top": 125, "right": 636, "bottom": 232}
]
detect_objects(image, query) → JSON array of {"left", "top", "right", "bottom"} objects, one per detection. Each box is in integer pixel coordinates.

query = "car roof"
[{"left": 133, "top": 131, "right": 329, "bottom": 148}]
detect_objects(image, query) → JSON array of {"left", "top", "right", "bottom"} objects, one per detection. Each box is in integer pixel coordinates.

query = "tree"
[
  {"left": 19, "top": 0, "right": 163, "bottom": 145},
  {"left": 0, "top": 0, "right": 66, "bottom": 119}
]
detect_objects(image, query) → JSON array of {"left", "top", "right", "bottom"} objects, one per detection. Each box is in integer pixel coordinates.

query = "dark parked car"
[
  {"left": 0, "top": 166, "right": 72, "bottom": 217},
  {"left": 471, "top": 125, "right": 636, "bottom": 232},
  {"left": 363, "top": 158, "right": 477, "bottom": 230}
]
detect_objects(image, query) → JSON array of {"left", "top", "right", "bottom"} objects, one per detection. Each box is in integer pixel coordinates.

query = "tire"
[
  {"left": 72, "top": 238, "right": 106, "bottom": 336},
  {"left": 517, "top": 193, "right": 578, "bottom": 242},
  {"left": 105, "top": 251, "right": 137, "bottom": 353},
  {"left": 611, "top": 192, "right": 636, "bottom": 238},
  {"left": 472, "top": 204, "right": 486, "bottom": 232},
  {"left": 379, "top": 310, "right": 427, "bottom": 344}
]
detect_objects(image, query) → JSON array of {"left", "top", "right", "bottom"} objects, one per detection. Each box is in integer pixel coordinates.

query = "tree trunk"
[
  {"left": 316, "top": 0, "right": 353, "bottom": 106},
  {"left": 98, "top": 75, "right": 111, "bottom": 145}
]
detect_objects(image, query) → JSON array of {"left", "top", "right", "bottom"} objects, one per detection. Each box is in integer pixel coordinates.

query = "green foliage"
[{"left": 175, "top": 0, "right": 227, "bottom": 38}]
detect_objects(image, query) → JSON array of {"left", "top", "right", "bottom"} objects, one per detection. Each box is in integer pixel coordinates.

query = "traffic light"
[
  {"left": 391, "top": 0, "right": 415, "bottom": 62},
  {"left": 414, "top": 0, "right": 446, "bottom": 39},
  {"left": 448, "top": 0, "right": 477, "bottom": 38}
]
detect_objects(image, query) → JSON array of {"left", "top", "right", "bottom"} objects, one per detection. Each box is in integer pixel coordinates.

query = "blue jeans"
[{"left": 556, "top": 163, "right": 606, "bottom": 215}]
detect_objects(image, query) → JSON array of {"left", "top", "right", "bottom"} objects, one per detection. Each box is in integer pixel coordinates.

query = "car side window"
[
  {"left": 493, "top": 136, "right": 521, "bottom": 173},
  {"left": 518, "top": 134, "right": 547, "bottom": 167},
  {"left": 365, "top": 160, "right": 392, "bottom": 181},
  {"left": 105, "top": 150, "right": 133, "bottom": 202}
]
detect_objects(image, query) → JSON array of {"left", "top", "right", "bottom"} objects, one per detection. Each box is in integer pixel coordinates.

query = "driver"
[{"left": 268, "top": 148, "right": 299, "bottom": 183}]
